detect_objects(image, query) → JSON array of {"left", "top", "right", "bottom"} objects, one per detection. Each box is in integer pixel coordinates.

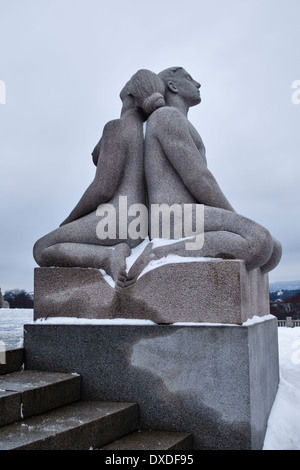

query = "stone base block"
[
  {"left": 24, "top": 316, "right": 279, "bottom": 450},
  {"left": 33, "top": 260, "right": 269, "bottom": 324}
]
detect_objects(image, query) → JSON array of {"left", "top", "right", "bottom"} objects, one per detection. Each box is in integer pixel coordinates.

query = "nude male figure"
[{"left": 125, "top": 67, "right": 281, "bottom": 284}]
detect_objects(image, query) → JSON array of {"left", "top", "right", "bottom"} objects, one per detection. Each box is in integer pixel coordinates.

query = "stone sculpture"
[
  {"left": 125, "top": 67, "right": 282, "bottom": 283},
  {"left": 33, "top": 70, "right": 166, "bottom": 285},
  {"left": 29, "top": 69, "right": 281, "bottom": 451},
  {"left": 0, "top": 288, "right": 9, "bottom": 309},
  {"left": 33, "top": 67, "right": 282, "bottom": 322}
]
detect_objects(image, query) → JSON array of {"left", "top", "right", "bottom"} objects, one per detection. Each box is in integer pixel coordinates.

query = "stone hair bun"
[{"left": 143, "top": 92, "right": 165, "bottom": 116}]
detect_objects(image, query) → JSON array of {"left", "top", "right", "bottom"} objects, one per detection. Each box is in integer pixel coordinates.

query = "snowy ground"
[
  {"left": 0, "top": 309, "right": 32, "bottom": 349},
  {"left": 263, "top": 326, "right": 300, "bottom": 450},
  {"left": 0, "top": 309, "right": 300, "bottom": 450}
]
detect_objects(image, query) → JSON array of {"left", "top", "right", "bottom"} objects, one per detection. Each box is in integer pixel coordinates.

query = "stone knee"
[
  {"left": 33, "top": 240, "right": 63, "bottom": 267},
  {"left": 260, "top": 237, "right": 282, "bottom": 274},
  {"left": 245, "top": 226, "right": 274, "bottom": 271},
  {"left": 33, "top": 238, "right": 46, "bottom": 266}
]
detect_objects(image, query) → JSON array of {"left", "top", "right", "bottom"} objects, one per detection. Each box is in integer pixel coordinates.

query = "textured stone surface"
[
  {"left": 0, "top": 348, "right": 24, "bottom": 375},
  {"left": 24, "top": 317, "right": 279, "bottom": 450},
  {"left": 0, "top": 370, "right": 81, "bottom": 419},
  {"left": 34, "top": 267, "right": 115, "bottom": 319},
  {"left": 101, "top": 430, "right": 193, "bottom": 450},
  {"left": 34, "top": 260, "right": 270, "bottom": 325},
  {"left": 0, "top": 390, "right": 21, "bottom": 427},
  {"left": 0, "top": 401, "right": 138, "bottom": 450},
  {"left": 121, "top": 259, "right": 270, "bottom": 324}
]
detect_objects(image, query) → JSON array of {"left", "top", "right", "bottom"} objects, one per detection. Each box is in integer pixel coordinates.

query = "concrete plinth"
[
  {"left": 24, "top": 316, "right": 279, "bottom": 450},
  {"left": 33, "top": 260, "right": 270, "bottom": 324}
]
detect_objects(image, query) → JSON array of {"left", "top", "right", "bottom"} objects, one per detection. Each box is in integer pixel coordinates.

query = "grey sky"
[{"left": 0, "top": 0, "right": 299, "bottom": 292}]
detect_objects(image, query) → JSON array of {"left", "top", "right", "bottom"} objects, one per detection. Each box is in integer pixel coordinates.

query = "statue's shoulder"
[
  {"left": 147, "top": 107, "right": 186, "bottom": 135},
  {"left": 102, "top": 118, "right": 121, "bottom": 134},
  {"left": 148, "top": 106, "right": 183, "bottom": 125},
  {"left": 101, "top": 118, "right": 126, "bottom": 142}
]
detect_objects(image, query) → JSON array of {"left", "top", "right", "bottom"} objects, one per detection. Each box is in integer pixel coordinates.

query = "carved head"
[
  {"left": 158, "top": 67, "right": 201, "bottom": 108},
  {"left": 120, "top": 69, "right": 165, "bottom": 117},
  {"left": 120, "top": 80, "right": 136, "bottom": 114}
]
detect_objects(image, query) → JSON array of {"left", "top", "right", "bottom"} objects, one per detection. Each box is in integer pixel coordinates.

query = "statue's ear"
[{"left": 167, "top": 81, "right": 179, "bottom": 93}]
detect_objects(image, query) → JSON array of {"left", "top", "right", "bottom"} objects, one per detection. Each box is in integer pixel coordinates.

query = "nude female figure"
[
  {"left": 126, "top": 67, "right": 282, "bottom": 284},
  {"left": 33, "top": 70, "right": 165, "bottom": 284}
]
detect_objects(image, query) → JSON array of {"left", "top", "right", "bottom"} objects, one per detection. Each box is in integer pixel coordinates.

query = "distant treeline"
[
  {"left": 3, "top": 290, "right": 34, "bottom": 309},
  {"left": 269, "top": 289, "right": 300, "bottom": 301},
  {"left": 270, "top": 289, "right": 300, "bottom": 320},
  {"left": 2, "top": 287, "right": 300, "bottom": 316}
]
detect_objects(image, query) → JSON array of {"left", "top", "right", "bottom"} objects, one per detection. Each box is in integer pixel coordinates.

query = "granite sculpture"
[
  {"left": 125, "top": 67, "right": 282, "bottom": 284},
  {"left": 33, "top": 70, "right": 166, "bottom": 285},
  {"left": 33, "top": 67, "right": 282, "bottom": 322},
  {"left": 30, "top": 69, "right": 281, "bottom": 449},
  {"left": 0, "top": 288, "right": 9, "bottom": 309}
]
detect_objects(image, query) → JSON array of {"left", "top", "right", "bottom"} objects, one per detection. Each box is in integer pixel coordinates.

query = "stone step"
[
  {"left": 100, "top": 430, "right": 193, "bottom": 450},
  {"left": 0, "top": 348, "right": 24, "bottom": 375},
  {"left": 0, "top": 370, "right": 81, "bottom": 426},
  {"left": 0, "top": 401, "right": 139, "bottom": 450}
]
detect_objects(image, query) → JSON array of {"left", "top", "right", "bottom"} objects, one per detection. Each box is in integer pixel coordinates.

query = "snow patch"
[
  {"left": 137, "top": 254, "right": 222, "bottom": 280},
  {"left": 99, "top": 237, "right": 222, "bottom": 286},
  {"left": 34, "top": 317, "right": 156, "bottom": 326},
  {"left": 242, "top": 314, "right": 275, "bottom": 326},
  {"left": 125, "top": 238, "right": 150, "bottom": 273},
  {"left": 99, "top": 268, "right": 115, "bottom": 288}
]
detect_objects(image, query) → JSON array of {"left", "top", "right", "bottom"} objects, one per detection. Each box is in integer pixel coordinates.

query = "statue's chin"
[{"left": 189, "top": 96, "right": 201, "bottom": 107}]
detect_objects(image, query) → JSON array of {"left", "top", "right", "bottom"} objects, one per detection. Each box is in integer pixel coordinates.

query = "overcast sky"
[{"left": 0, "top": 0, "right": 299, "bottom": 292}]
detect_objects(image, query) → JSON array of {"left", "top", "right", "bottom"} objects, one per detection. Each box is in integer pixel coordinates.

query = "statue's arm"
[
  {"left": 60, "top": 123, "right": 126, "bottom": 226},
  {"left": 154, "top": 108, "right": 235, "bottom": 211},
  {"left": 59, "top": 179, "right": 106, "bottom": 227}
]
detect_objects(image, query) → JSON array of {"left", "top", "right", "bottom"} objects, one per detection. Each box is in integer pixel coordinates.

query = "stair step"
[
  {"left": 101, "top": 430, "right": 193, "bottom": 450},
  {"left": 0, "top": 370, "right": 81, "bottom": 425},
  {"left": 0, "top": 348, "right": 24, "bottom": 375},
  {"left": 0, "top": 390, "right": 21, "bottom": 427},
  {"left": 0, "top": 401, "right": 138, "bottom": 450}
]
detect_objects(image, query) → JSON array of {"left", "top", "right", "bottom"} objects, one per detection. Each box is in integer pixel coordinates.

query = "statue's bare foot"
[
  {"left": 122, "top": 239, "right": 198, "bottom": 287},
  {"left": 38, "top": 241, "right": 131, "bottom": 288},
  {"left": 101, "top": 243, "right": 131, "bottom": 287},
  {"left": 123, "top": 242, "right": 161, "bottom": 287},
  {"left": 116, "top": 272, "right": 127, "bottom": 289}
]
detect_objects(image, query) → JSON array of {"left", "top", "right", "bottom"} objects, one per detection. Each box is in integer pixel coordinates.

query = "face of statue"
[{"left": 169, "top": 68, "right": 201, "bottom": 107}]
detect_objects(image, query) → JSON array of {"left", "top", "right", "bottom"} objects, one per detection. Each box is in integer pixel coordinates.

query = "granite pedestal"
[
  {"left": 24, "top": 316, "right": 279, "bottom": 450},
  {"left": 33, "top": 260, "right": 270, "bottom": 324}
]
